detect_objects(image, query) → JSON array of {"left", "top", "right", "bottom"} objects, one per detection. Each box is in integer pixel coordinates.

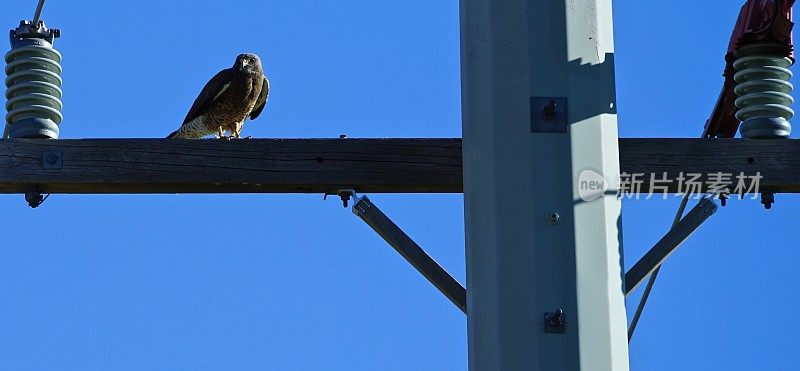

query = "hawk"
[{"left": 167, "top": 53, "right": 270, "bottom": 139}]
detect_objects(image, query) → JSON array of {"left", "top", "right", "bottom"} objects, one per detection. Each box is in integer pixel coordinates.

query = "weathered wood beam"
[
  {"left": 620, "top": 138, "right": 800, "bottom": 194},
  {"left": 0, "top": 138, "right": 798, "bottom": 194},
  {"left": 0, "top": 138, "right": 461, "bottom": 194}
]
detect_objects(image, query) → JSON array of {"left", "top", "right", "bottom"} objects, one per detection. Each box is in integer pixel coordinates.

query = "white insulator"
[
  {"left": 4, "top": 21, "right": 62, "bottom": 139},
  {"left": 733, "top": 53, "right": 793, "bottom": 138}
]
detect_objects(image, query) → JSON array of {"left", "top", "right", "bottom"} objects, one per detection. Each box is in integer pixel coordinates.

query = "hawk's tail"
[{"left": 166, "top": 130, "right": 179, "bottom": 139}]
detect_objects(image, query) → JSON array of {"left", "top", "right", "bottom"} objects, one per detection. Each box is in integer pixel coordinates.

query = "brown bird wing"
[
  {"left": 182, "top": 68, "right": 235, "bottom": 124},
  {"left": 249, "top": 77, "right": 270, "bottom": 120}
]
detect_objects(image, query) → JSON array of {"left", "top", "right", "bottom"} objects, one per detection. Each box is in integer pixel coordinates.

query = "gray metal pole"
[{"left": 460, "top": 1, "right": 629, "bottom": 369}]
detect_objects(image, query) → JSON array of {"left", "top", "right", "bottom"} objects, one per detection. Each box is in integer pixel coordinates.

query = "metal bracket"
[
  {"left": 625, "top": 197, "right": 718, "bottom": 295},
  {"left": 531, "top": 97, "right": 568, "bottom": 133},
  {"left": 11, "top": 20, "right": 60, "bottom": 46},
  {"left": 42, "top": 149, "right": 62, "bottom": 169},
  {"left": 349, "top": 195, "right": 467, "bottom": 314},
  {"left": 544, "top": 309, "right": 566, "bottom": 334}
]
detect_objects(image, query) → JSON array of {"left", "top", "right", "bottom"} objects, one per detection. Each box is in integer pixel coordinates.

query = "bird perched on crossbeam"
[{"left": 167, "top": 53, "right": 270, "bottom": 139}]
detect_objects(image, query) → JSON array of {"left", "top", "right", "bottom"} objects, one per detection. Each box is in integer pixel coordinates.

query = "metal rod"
[
  {"left": 625, "top": 197, "right": 716, "bottom": 295},
  {"left": 352, "top": 196, "right": 467, "bottom": 314},
  {"left": 32, "top": 0, "right": 46, "bottom": 26},
  {"left": 627, "top": 264, "right": 661, "bottom": 341},
  {"left": 627, "top": 195, "right": 689, "bottom": 340},
  {"left": 626, "top": 196, "right": 716, "bottom": 340}
]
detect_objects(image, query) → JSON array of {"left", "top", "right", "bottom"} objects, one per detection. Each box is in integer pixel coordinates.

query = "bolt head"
[{"left": 543, "top": 100, "right": 557, "bottom": 117}]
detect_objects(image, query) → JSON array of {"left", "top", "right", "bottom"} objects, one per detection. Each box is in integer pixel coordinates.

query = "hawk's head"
[{"left": 234, "top": 53, "right": 263, "bottom": 77}]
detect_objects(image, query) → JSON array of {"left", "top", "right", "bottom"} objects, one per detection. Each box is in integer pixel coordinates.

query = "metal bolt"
[
  {"left": 24, "top": 189, "right": 48, "bottom": 208},
  {"left": 544, "top": 100, "right": 557, "bottom": 118},
  {"left": 548, "top": 212, "right": 560, "bottom": 225},
  {"left": 548, "top": 309, "right": 563, "bottom": 325},
  {"left": 761, "top": 192, "right": 775, "bottom": 210},
  {"left": 544, "top": 308, "right": 566, "bottom": 334}
]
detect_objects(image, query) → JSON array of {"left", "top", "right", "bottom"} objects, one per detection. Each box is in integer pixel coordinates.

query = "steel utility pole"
[{"left": 460, "top": 0, "right": 629, "bottom": 369}]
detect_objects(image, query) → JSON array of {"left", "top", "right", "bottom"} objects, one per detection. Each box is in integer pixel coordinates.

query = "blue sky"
[{"left": 1, "top": 1, "right": 798, "bottom": 369}]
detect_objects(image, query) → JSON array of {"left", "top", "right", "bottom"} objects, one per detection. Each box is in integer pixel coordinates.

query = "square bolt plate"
[{"left": 42, "top": 150, "right": 62, "bottom": 170}]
